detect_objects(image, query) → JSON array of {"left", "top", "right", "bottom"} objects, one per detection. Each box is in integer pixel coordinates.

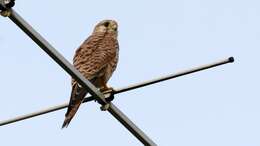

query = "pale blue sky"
[{"left": 0, "top": 0, "right": 259, "bottom": 145}]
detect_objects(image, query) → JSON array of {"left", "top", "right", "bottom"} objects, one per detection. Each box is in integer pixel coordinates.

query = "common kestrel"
[{"left": 62, "top": 20, "right": 119, "bottom": 128}]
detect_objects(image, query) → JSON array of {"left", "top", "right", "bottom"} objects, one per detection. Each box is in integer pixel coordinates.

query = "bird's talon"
[
  {"left": 102, "top": 89, "right": 115, "bottom": 102},
  {"left": 100, "top": 87, "right": 114, "bottom": 94},
  {"left": 105, "top": 94, "right": 114, "bottom": 102},
  {"left": 100, "top": 103, "right": 110, "bottom": 111}
]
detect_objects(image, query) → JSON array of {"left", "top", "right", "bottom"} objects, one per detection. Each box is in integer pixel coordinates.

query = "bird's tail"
[{"left": 62, "top": 84, "right": 87, "bottom": 128}]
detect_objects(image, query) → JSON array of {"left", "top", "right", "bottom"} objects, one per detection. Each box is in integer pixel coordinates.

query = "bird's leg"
[
  {"left": 100, "top": 84, "right": 115, "bottom": 111},
  {"left": 100, "top": 84, "right": 115, "bottom": 102},
  {"left": 100, "top": 84, "right": 113, "bottom": 93}
]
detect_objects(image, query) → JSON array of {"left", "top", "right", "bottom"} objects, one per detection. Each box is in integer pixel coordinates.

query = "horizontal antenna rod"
[{"left": 0, "top": 57, "right": 234, "bottom": 126}]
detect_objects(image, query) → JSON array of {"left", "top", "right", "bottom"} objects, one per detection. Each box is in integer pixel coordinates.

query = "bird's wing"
[{"left": 75, "top": 36, "right": 118, "bottom": 78}]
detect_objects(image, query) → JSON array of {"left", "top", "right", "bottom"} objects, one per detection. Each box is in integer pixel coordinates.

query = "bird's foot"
[
  {"left": 99, "top": 87, "right": 115, "bottom": 111},
  {"left": 100, "top": 103, "right": 110, "bottom": 111},
  {"left": 100, "top": 87, "right": 115, "bottom": 102},
  {"left": 100, "top": 86, "right": 114, "bottom": 93}
]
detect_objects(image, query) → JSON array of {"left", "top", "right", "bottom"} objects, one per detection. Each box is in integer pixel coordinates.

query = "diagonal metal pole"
[
  {"left": 0, "top": 57, "right": 234, "bottom": 126},
  {"left": 3, "top": 8, "right": 157, "bottom": 146}
]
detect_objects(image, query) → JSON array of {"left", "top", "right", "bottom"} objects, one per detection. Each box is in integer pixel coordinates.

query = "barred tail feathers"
[{"left": 62, "top": 84, "right": 87, "bottom": 128}]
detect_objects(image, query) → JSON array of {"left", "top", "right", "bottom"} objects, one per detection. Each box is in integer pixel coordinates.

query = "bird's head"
[{"left": 93, "top": 20, "right": 118, "bottom": 36}]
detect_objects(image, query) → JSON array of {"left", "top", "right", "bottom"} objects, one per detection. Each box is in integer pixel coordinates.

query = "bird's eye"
[{"left": 103, "top": 22, "right": 109, "bottom": 27}]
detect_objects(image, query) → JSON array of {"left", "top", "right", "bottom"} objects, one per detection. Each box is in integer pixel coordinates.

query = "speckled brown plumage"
[{"left": 62, "top": 20, "right": 119, "bottom": 128}]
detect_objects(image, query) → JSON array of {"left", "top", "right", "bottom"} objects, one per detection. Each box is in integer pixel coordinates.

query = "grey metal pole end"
[{"left": 228, "top": 57, "right": 235, "bottom": 63}]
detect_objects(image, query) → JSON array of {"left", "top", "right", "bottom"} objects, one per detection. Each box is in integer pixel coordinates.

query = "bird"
[{"left": 62, "top": 20, "right": 119, "bottom": 128}]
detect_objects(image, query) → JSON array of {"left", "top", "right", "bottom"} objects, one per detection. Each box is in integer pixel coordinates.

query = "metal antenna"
[{"left": 0, "top": 1, "right": 235, "bottom": 145}]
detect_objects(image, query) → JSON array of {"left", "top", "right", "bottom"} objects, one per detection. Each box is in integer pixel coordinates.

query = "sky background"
[{"left": 0, "top": 0, "right": 259, "bottom": 145}]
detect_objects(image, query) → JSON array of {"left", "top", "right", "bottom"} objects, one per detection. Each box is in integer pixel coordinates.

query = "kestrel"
[{"left": 62, "top": 20, "right": 119, "bottom": 128}]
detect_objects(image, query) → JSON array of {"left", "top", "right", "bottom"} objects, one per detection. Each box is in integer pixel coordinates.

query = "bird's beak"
[{"left": 110, "top": 23, "right": 118, "bottom": 31}]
